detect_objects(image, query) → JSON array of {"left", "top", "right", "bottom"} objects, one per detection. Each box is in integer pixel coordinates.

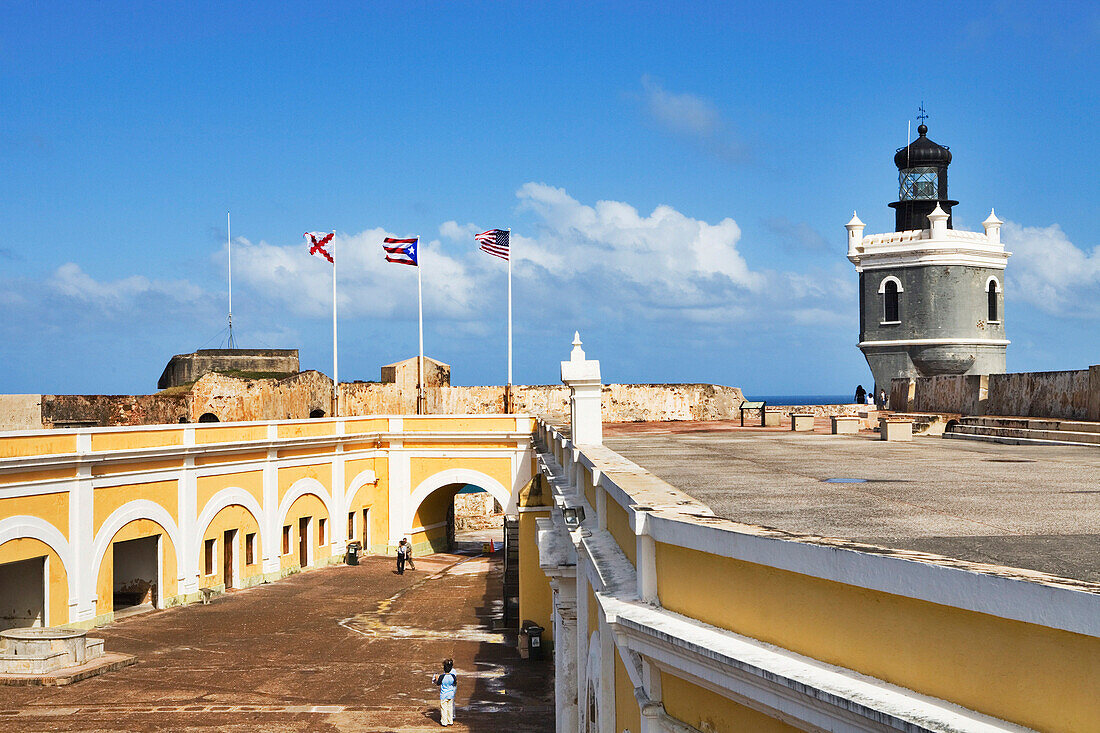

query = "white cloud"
[
  {"left": 439, "top": 221, "right": 479, "bottom": 241},
  {"left": 229, "top": 229, "right": 481, "bottom": 321},
  {"left": 638, "top": 76, "right": 747, "bottom": 163},
  {"left": 515, "top": 182, "right": 761, "bottom": 299},
  {"left": 1003, "top": 221, "right": 1100, "bottom": 316},
  {"left": 48, "top": 263, "right": 205, "bottom": 313}
]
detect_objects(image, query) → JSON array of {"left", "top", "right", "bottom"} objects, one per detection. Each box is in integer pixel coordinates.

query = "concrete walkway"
[{"left": 0, "top": 551, "right": 553, "bottom": 732}]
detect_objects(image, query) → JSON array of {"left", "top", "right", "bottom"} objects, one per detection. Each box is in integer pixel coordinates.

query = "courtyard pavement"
[{"left": 0, "top": 547, "right": 553, "bottom": 732}]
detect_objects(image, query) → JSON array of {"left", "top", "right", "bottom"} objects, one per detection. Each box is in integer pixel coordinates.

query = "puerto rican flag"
[
  {"left": 383, "top": 237, "right": 418, "bottom": 266},
  {"left": 304, "top": 231, "right": 334, "bottom": 263}
]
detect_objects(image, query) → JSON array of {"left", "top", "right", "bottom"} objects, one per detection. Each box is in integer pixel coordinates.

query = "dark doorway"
[
  {"left": 0, "top": 557, "right": 46, "bottom": 629},
  {"left": 309, "top": 409, "right": 326, "bottom": 418},
  {"left": 198, "top": 413, "right": 219, "bottom": 423},
  {"left": 223, "top": 529, "right": 237, "bottom": 589},
  {"left": 362, "top": 508, "right": 370, "bottom": 551},
  {"left": 113, "top": 535, "right": 159, "bottom": 612},
  {"left": 298, "top": 517, "right": 310, "bottom": 567}
]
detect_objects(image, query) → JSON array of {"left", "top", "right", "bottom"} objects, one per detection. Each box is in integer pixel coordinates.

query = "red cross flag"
[{"left": 304, "top": 231, "right": 334, "bottom": 263}]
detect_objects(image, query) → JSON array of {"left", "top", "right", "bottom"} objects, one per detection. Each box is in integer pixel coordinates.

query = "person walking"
[
  {"left": 433, "top": 658, "right": 457, "bottom": 726},
  {"left": 396, "top": 538, "right": 410, "bottom": 575}
]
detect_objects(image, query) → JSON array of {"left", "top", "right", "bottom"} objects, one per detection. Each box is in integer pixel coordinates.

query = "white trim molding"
[
  {"left": 859, "top": 337, "right": 1011, "bottom": 347},
  {"left": 877, "top": 275, "right": 904, "bottom": 293}
]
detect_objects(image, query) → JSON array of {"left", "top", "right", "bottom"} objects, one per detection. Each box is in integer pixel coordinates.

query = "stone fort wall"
[
  {"left": 0, "top": 376, "right": 748, "bottom": 429},
  {"left": 892, "top": 364, "right": 1100, "bottom": 420}
]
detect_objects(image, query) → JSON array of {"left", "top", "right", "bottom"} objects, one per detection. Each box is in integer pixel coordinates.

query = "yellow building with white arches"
[{"left": 0, "top": 415, "right": 533, "bottom": 629}]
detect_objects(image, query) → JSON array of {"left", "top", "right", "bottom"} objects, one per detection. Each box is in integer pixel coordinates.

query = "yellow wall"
[
  {"left": 95, "top": 518, "right": 178, "bottom": 614},
  {"left": 0, "top": 493, "right": 68, "bottom": 538},
  {"left": 604, "top": 497, "right": 636, "bottom": 567},
  {"left": 519, "top": 509, "right": 553, "bottom": 639},
  {"left": 277, "top": 422, "right": 335, "bottom": 439},
  {"left": 93, "top": 480, "right": 178, "bottom": 535},
  {"left": 0, "top": 467, "right": 76, "bottom": 486},
  {"left": 90, "top": 429, "right": 181, "bottom": 452},
  {"left": 344, "top": 417, "right": 389, "bottom": 434},
  {"left": 615, "top": 653, "right": 641, "bottom": 733},
  {"left": 197, "top": 470, "right": 264, "bottom": 510},
  {"left": 0, "top": 434, "right": 76, "bottom": 458},
  {"left": 278, "top": 493, "right": 329, "bottom": 570},
  {"left": 403, "top": 417, "right": 516, "bottom": 432},
  {"left": 661, "top": 670, "right": 800, "bottom": 733},
  {"left": 277, "top": 464, "right": 332, "bottom": 503},
  {"left": 0, "top": 538, "right": 69, "bottom": 627},
  {"left": 410, "top": 456, "right": 511, "bottom": 495},
  {"left": 345, "top": 458, "right": 387, "bottom": 553},
  {"left": 584, "top": 472, "right": 596, "bottom": 510},
  {"left": 199, "top": 504, "right": 263, "bottom": 589},
  {"left": 410, "top": 485, "right": 459, "bottom": 554},
  {"left": 194, "top": 425, "right": 266, "bottom": 445},
  {"left": 91, "top": 458, "right": 182, "bottom": 477},
  {"left": 655, "top": 541, "right": 1100, "bottom": 732},
  {"left": 195, "top": 449, "right": 267, "bottom": 467}
]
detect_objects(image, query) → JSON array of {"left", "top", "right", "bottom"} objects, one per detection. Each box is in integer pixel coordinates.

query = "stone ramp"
[{"left": 945, "top": 416, "right": 1100, "bottom": 447}]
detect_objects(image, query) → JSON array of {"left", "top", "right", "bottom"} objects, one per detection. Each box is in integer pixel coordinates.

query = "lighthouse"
[{"left": 847, "top": 118, "right": 1009, "bottom": 396}]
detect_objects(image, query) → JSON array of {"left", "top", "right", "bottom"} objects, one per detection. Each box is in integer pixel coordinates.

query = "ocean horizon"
[{"left": 750, "top": 394, "right": 855, "bottom": 406}]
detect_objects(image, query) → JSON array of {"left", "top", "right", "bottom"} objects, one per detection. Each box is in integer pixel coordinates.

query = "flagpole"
[
  {"left": 332, "top": 230, "right": 339, "bottom": 418},
  {"left": 417, "top": 248, "right": 425, "bottom": 415},
  {"left": 506, "top": 228, "right": 512, "bottom": 413},
  {"left": 227, "top": 212, "right": 234, "bottom": 348}
]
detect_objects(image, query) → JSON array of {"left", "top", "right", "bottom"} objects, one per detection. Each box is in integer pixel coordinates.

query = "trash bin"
[
  {"left": 345, "top": 541, "right": 361, "bottom": 566},
  {"left": 523, "top": 624, "right": 545, "bottom": 660}
]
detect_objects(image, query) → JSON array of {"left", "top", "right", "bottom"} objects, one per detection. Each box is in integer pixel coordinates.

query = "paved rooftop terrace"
[
  {"left": 604, "top": 422, "right": 1100, "bottom": 584},
  {"left": 0, "top": 547, "right": 552, "bottom": 732}
]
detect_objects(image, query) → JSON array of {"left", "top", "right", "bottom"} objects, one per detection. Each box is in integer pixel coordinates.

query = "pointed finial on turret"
[
  {"left": 847, "top": 211, "right": 864, "bottom": 227},
  {"left": 570, "top": 331, "right": 586, "bottom": 361},
  {"left": 983, "top": 208, "right": 1003, "bottom": 245}
]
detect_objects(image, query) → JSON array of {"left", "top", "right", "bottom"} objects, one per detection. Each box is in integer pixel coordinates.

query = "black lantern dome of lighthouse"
[{"left": 888, "top": 116, "right": 959, "bottom": 232}]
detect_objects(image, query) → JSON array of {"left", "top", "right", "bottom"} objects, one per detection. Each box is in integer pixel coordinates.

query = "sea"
[{"left": 752, "top": 395, "right": 854, "bottom": 406}]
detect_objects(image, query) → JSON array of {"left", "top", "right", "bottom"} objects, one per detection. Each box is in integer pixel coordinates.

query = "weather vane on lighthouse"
[{"left": 917, "top": 103, "right": 928, "bottom": 125}]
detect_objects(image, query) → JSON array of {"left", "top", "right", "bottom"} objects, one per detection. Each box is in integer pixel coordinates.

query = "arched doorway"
[
  {"left": 406, "top": 471, "right": 511, "bottom": 556},
  {"left": 198, "top": 412, "right": 219, "bottom": 423}
]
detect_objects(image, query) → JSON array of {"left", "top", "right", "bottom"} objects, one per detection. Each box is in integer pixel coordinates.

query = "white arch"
[
  {"left": 193, "top": 487, "right": 266, "bottom": 558},
  {"left": 0, "top": 515, "right": 77, "bottom": 600},
  {"left": 342, "top": 468, "right": 379, "bottom": 517},
  {"left": 985, "top": 275, "right": 1001, "bottom": 292},
  {"left": 878, "top": 275, "right": 904, "bottom": 293},
  {"left": 276, "top": 477, "right": 335, "bottom": 529},
  {"left": 90, "top": 499, "right": 183, "bottom": 600},
  {"left": 406, "top": 468, "right": 512, "bottom": 536}
]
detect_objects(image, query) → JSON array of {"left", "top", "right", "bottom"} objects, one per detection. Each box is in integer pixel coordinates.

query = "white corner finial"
[
  {"left": 570, "top": 331, "right": 585, "bottom": 360},
  {"left": 846, "top": 211, "right": 864, "bottom": 228},
  {"left": 928, "top": 203, "right": 948, "bottom": 221},
  {"left": 983, "top": 208, "right": 1003, "bottom": 245}
]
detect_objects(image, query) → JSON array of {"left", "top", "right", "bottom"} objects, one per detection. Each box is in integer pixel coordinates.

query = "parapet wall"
[
  {"left": 892, "top": 364, "right": 1100, "bottom": 420},
  {"left": 1, "top": 378, "right": 748, "bottom": 430}
]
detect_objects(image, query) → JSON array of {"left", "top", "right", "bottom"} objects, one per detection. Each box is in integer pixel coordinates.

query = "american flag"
[
  {"left": 475, "top": 229, "right": 509, "bottom": 261},
  {"left": 383, "top": 237, "right": 418, "bottom": 266},
  {"left": 304, "top": 231, "right": 334, "bottom": 263}
]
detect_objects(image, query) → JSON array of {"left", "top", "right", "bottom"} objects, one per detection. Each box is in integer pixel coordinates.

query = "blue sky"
[{"left": 2, "top": 1, "right": 1097, "bottom": 397}]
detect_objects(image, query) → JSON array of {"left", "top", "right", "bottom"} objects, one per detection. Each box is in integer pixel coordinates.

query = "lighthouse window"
[
  {"left": 987, "top": 279, "right": 999, "bottom": 322},
  {"left": 899, "top": 167, "right": 939, "bottom": 200},
  {"left": 883, "top": 280, "right": 900, "bottom": 322}
]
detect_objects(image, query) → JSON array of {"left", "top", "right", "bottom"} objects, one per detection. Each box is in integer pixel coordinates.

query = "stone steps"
[
  {"left": 888, "top": 413, "right": 951, "bottom": 436},
  {"left": 945, "top": 416, "right": 1100, "bottom": 448}
]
